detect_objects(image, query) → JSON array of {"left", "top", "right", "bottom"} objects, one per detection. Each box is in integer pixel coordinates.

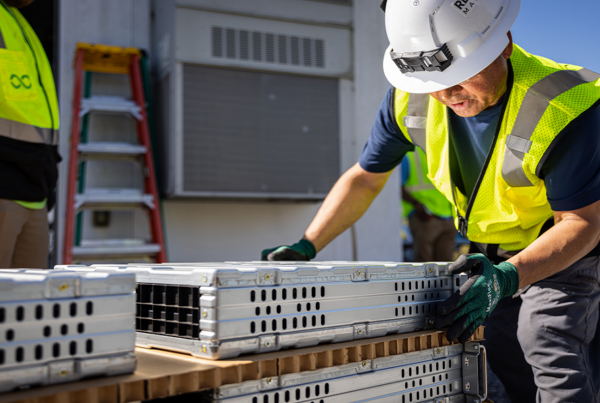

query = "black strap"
[{"left": 380, "top": 0, "right": 387, "bottom": 12}]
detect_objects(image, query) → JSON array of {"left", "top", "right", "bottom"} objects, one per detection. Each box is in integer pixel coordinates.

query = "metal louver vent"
[{"left": 212, "top": 26, "right": 325, "bottom": 69}]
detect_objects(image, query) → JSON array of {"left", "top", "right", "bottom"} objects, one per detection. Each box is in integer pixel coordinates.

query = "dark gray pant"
[{"left": 485, "top": 257, "right": 600, "bottom": 403}]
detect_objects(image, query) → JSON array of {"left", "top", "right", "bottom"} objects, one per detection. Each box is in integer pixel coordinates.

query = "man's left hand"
[{"left": 434, "top": 254, "right": 520, "bottom": 343}]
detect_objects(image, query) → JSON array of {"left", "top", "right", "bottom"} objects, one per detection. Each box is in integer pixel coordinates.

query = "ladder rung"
[
  {"left": 79, "top": 142, "right": 147, "bottom": 157},
  {"left": 75, "top": 189, "right": 155, "bottom": 210},
  {"left": 80, "top": 96, "right": 141, "bottom": 119},
  {"left": 72, "top": 244, "right": 161, "bottom": 258}
]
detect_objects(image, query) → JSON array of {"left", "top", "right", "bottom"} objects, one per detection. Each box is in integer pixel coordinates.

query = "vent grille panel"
[
  {"left": 181, "top": 65, "right": 339, "bottom": 196},
  {"left": 135, "top": 283, "right": 200, "bottom": 339},
  {"left": 212, "top": 27, "right": 325, "bottom": 69}
]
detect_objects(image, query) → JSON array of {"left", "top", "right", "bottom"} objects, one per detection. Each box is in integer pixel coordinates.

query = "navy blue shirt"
[{"left": 359, "top": 86, "right": 600, "bottom": 211}]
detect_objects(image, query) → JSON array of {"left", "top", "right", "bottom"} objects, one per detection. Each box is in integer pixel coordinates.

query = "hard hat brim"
[{"left": 383, "top": 0, "right": 521, "bottom": 94}]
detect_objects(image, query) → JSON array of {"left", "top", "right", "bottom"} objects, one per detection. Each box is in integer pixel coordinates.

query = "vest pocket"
[{"left": 0, "top": 49, "right": 38, "bottom": 102}]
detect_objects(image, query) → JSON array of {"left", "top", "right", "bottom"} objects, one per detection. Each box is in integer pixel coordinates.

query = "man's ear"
[{"left": 503, "top": 31, "right": 514, "bottom": 59}]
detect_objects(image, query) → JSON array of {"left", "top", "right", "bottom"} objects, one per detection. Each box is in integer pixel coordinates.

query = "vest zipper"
[{"left": 448, "top": 93, "right": 511, "bottom": 238}]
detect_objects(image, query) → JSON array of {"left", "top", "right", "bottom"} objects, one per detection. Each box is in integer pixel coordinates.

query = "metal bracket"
[
  {"left": 258, "top": 270, "right": 278, "bottom": 285},
  {"left": 260, "top": 375, "right": 280, "bottom": 390},
  {"left": 425, "top": 315, "right": 436, "bottom": 329},
  {"left": 424, "top": 265, "right": 439, "bottom": 277},
  {"left": 357, "top": 359, "right": 372, "bottom": 372},
  {"left": 351, "top": 268, "right": 367, "bottom": 282},
  {"left": 259, "top": 336, "right": 278, "bottom": 351},
  {"left": 463, "top": 342, "right": 487, "bottom": 403},
  {"left": 432, "top": 346, "right": 447, "bottom": 359},
  {"left": 354, "top": 324, "right": 367, "bottom": 338}
]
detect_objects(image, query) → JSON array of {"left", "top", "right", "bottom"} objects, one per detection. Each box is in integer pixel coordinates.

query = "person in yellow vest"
[
  {"left": 0, "top": 0, "right": 60, "bottom": 269},
  {"left": 401, "top": 148, "right": 456, "bottom": 262},
  {"left": 262, "top": 0, "right": 600, "bottom": 401}
]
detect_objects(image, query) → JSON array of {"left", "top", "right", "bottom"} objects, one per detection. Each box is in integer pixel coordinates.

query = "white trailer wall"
[{"left": 57, "top": 0, "right": 401, "bottom": 263}]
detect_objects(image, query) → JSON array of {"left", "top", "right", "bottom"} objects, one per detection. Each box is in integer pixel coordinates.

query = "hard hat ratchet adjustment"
[{"left": 390, "top": 44, "right": 454, "bottom": 74}]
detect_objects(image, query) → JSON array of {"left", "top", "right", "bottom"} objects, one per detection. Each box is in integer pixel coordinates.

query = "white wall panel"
[
  {"left": 175, "top": 0, "right": 353, "bottom": 27},
  {"left": 57, "top": 0, "right": 401, "bottom": 264},
  {"left": 162, "top": 201, "right": 344, "bottom": 262},
  {"left": 350, "top": 1, "right": 402, "bottom": 261}
]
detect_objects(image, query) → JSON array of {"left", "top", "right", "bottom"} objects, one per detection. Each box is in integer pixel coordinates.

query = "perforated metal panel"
[
  {"left": 0, "top": 270, "right": 136, "bottom": 392},
  {"left": 200, "top": 343, "right": 486, "bottom": 403},
  {"left": 181, "top": 65, "right": 340, "bottom": 198},
  {"left": 56, "top": 262, "right": 468, "bottom": 360}
]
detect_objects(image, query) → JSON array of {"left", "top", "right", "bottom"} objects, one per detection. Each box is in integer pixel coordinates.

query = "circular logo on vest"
[{"left": 413, "top": 0, "right": 421, "bottom": 6}]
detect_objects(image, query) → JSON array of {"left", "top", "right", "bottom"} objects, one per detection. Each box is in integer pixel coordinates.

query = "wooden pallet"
[{"left": 0, "top": 328, "right": 484, "bottom": 403}]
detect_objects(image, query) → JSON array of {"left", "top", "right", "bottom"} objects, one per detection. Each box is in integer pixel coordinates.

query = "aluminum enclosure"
[
  {"left": 0, "top": 269, "right": 137, "bottom": 392},
  {"left": 56, "top": 261, "right": 466, "bottom": 360}
]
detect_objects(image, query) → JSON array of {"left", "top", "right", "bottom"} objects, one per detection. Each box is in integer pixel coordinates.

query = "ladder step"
[
  {"left": 73, "top": 243, "right": 161, "bottom": 258},
  {"left": 80, "top": 96, "right": 142, "bottom": 119},
  {"left": 75, "top": 188, "right": 155, "bottom": 210},
  {"left": 79, "top": 142, "right": 147, "bottom": 158}
]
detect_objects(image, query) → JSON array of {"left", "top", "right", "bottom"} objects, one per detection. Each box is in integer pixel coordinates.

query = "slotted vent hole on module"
[{"left": 249, "top": 285, "right": 327, "bottom": 334}]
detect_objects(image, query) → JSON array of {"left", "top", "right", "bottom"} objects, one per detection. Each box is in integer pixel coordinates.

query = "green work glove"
[
  {"left": 261, "top": 239, "right": 317, "bottom": 261},
  {"left": 434, "top": 254, "right": 520, "bottom": 343}
]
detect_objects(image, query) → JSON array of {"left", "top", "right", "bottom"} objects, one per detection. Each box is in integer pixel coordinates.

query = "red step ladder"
[{"left": 63, "top": 43, "right": 166, "bottom": 264}]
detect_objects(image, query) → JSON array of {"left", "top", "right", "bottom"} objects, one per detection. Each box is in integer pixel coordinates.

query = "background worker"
[
  {"left": 401, "top": 148, "right": 455, "bottom": 262},
  {"left": 0, "top": 0, "right": 60, "bottom": 269},
  {"left": 262, "top": 0, "right": 600, "bottom": 401}
]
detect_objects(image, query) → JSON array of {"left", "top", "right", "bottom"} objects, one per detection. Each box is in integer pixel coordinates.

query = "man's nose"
[{"left": 434, "top": 86, "right": 461, "bottom": 102}]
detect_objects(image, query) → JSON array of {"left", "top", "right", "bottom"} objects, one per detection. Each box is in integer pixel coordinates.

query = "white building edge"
[{"left": 53, "top": 0, "right": 402, "bottom": 264}]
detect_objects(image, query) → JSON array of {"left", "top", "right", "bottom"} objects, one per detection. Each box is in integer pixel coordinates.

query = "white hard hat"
[{"left": 382, "top": 0, "right": 521, "bottom": 94}]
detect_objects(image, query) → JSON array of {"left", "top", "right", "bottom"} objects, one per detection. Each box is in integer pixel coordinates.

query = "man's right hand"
[{"left": 261, "top": 239, "right": 317, "bottom": 261}]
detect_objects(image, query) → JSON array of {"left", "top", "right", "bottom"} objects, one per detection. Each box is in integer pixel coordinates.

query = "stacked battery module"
[
  {"left": 56, "top": 261, "right": 467, "bottom": 360},
  {"left": 0, "top": 269, "right": 136, "bottom": 392},
  {"left": 202, "top": 341, "right": 486, "bottom": 403}
]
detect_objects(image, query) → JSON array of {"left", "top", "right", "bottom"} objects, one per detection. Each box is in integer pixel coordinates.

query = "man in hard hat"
[
  {"left": 401, "top": 148, "right": 456, "bottom": 262},
  {"left": 262, "top": 0, "right": 600, "bottom": 401},
  {"left": 0, "top": 0, "right": 60, "bottom": 269}
]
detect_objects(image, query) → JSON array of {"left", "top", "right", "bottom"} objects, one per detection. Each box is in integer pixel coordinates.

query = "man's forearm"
[
  {"left": 303, "top": 163, "right": 391, "bottom": 252},
  {"left": 509, "top": 204, "right": 600, "bottom": 288}
]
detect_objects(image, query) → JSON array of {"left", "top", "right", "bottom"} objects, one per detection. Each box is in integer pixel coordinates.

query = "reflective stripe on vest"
[
  {"left": 502, "top": 68, "right": 600, "bottom": 187},
  {"left": 404, "top": 94, "right": 429, "bottom": 152},
  {"left": 0, "top": 116, "right": 58, "bottom": 145},
  {"left": 404, "top": 151, "right": 436, "bottom": 193}
]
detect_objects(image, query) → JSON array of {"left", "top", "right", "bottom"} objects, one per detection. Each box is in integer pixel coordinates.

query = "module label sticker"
[{"left": 452, "top": 0, "right": 480, "bottom": 17}]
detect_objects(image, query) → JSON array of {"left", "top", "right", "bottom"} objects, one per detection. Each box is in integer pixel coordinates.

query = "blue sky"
[{"left": 510, "top": 1, "right": 600, "bottom": 71}]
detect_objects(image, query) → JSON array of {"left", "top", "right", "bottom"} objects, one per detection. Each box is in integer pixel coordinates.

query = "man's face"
[{"left": 429, "top": 36, "right": 513, "bottom": 118}]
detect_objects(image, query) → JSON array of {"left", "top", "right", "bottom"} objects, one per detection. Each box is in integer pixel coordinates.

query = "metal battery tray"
[
  {"left": 201, "top": 342, "right": 487, "bottom": 403},
  {"left": 0, "top": 269, "right": 137, "bottom": 392},
  {"left": 56, "top": 261, "right": 466, "bottom": 360}
]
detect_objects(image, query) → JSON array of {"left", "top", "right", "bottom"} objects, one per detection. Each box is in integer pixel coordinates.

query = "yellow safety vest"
[
  {"left": 394, "top": 45, "right": 600, "bottom": 252},
  {"left": 0, "top": 0, "right": 60, "bottom": 206},
  {"left": 402, "top": 148, "right": 453, "bottom": 219}
]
